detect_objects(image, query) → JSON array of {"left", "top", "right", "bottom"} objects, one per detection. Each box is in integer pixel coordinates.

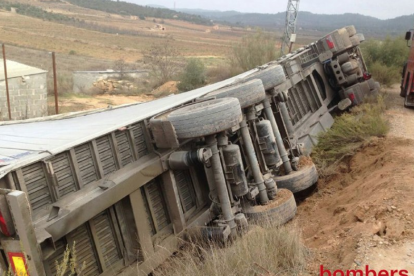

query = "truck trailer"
[
  {"left": 401, "top": 28, "right": 414, "bottom": 107},
  {"left": 0, "top": 25, "right": 377, "bottom": 276}
]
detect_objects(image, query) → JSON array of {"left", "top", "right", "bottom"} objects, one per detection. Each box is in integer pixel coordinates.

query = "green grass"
[
  {"left": 312, "top": 96, "right": 389, "bottom": 175},
  {"left": 361, "top": 37, "right": 410, "bottom": 86}
]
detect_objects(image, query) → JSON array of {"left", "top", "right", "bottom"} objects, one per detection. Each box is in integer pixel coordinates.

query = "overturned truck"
[{"left": 0, "top": 26, "right": 378, "bottom": 276}]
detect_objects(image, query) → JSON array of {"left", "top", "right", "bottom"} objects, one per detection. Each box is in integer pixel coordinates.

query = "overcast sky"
[{"left": 128, "top": 0, "right": 414, "bottom": 20}]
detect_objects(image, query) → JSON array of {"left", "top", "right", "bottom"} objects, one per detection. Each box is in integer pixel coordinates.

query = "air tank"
[
  {"left": 222, "top": 144, "right": 249, "bottom": 197},
  {"left": 256, "top": 120, "right": 282, "bottom": 168}
]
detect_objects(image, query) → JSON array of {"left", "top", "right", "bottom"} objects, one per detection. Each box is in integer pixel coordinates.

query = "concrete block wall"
[{"left": 0, "top": 73, "right": 48, "bottom": 121}]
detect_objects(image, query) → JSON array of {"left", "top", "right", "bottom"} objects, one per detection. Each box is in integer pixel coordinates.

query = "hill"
[
  {"left": 66, "top": 0, "right": 212, "bottom": 25},
  {"left": 177, "top": 9, "right": 414, "bottom": 37},
  {"left": 0, "top": 0, "right": 255, "bottom": 64}
]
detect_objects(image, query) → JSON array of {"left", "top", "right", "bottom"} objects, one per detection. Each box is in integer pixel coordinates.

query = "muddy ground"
[{"left": 298, "top": 85, "right": 414, "bottom": 275}]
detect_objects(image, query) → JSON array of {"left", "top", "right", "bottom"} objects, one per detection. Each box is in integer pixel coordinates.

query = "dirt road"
[
  {"left": 387, "top": 84, "right": 414, "bottom": 139},
  {"left": 49, "top": 93, "right": 155, "bottom": 114},
  {"left": 297, "top": 85, "right": 414, "bottom": 275}
]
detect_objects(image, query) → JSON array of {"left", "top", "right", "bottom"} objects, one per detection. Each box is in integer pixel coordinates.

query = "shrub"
[
  {"left": 206, "top": 65, "right": 236, "bottom": 83},
  {"left": 143, "top": 41, "right": 183, "bottom": 87},
  {"left": 312, "top": 97, "right": 389, "bottom": 175},
  {"left": 113, "top": 58, "right": 128, "bottom": 79},
  {"left": 177, "top": 59, "right": 206, "bottom": 92},
  {"left": 229, "top": 30, "right": 279, "bottom": 72},
  {"left": 368, "top": 61, "right": 400, "bottom": 86},
  {"left": 361, "top": 37, "right": 409, "bottom": 85},
  {"left": 362, "top": 37, "right": 409, "bottom": 68}
]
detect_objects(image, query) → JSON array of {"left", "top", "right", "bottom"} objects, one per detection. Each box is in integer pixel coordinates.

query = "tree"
[
  {"left": 229, "top": 30, "right": 279, "bottom": 72},
  {"left": 177, "top": 59, "right": 206, "bottom": 92},
  {"left": 113, "top": 58, "right": 127, "bottom": 79},
  {"left": 143, "top": 41, "right": 183, "bottom": 86}
]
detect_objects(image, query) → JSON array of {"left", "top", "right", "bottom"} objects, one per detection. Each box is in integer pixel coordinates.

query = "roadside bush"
[
  {"left": 229, "top": 30, "right": 279, "bottom": 72},
  {"left": 361, "top": 37, "right": 409, "bottom": 86},
  {"left": 368, "top": 61, "right": 400, "bottom": 86},
  {"left": 143, "top": 41, "right": 183, "bottom": 87},
  {"left": 154, "top": 222, "right": 308, "bottom": 276},
  {"left": 312, "top": 97, "right": 389, "bottom": 175},
  {"left": 177, "top": 59, "right": 206, "bottom": 92}
]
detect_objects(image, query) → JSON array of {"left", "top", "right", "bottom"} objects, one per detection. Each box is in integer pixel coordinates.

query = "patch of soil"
[
  {"left": 299, "top": 156, "right": 314, "bottom": 168},
  {"left": 296, "top": 86, "right": 414, "bottom": 274},
  {"left": 152, "top": 81, "right": 179, "bottom": 97},
  {"left": 50, "top": 94, "right": 155, "bottom": 113},
  {"left": 251, "top": 189, "right": 292, "bottom": 212},
  {"left": 298, "top": 136, "right": 414, "bottom": 273}
]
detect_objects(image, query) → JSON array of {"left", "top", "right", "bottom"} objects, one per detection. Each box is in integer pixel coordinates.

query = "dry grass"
[
  {"left": 154, "top": 222, "right": 308, "bottom": 276},
  {"left": 312, "top": 95, "right": 389, "bottom": 176}
]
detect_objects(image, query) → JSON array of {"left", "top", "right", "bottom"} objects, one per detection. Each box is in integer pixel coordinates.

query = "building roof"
[
  {"left": 0, "top": 59, "right": 47, "bottom": 81},
  {"left": 0, "top": 68, "right": 260, "bottom": 179}
]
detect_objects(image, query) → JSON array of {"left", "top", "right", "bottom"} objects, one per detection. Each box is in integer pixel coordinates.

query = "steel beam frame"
[{"left": 281, "top": 0, "right": 300, "bottom": 55}]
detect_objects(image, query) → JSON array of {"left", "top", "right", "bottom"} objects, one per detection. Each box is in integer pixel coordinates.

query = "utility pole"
[
  {"left": 280, "top": 0, "right": 300, "bottom": 55},
  {"left": 51, "top": 52, "right": 59, "bottom": 115},
  {"left": 2, "top": 44, "right": 11, "bottom": 120}
]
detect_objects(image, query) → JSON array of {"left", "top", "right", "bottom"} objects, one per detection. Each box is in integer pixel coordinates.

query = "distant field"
[
  {"left": 0, "top": 0, "right": 321, "bottom": 60},
  {"left": 0, "top": 1, "right": 253, "bottom": 62},
  {"left": 0, "top": 0, "right": 321, "bottom": 114}
]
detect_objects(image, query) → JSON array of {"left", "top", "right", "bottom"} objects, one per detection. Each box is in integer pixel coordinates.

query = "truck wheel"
[
  {"left": 404, "top": 95, "right": 410, "bottom": 108},
  {"left": 341, "top": 60, "right": 359, "bottom": 74},
  {"left": 355, "top": 33, "right": 365, "bottom": 43},
  {"left": 167, "top": 98, "right": 242, "bottom": 139},
  {"left": 345, "top": 26, "right": 357, "bottom": 36},
  {"left": 205, "top": 79, "right": 266, "bottom": 108},
  {"left": 346, "top": 74, "right": 358, "bottom": 86},
  {"left": 367, "top": 79, "right": 376, "bottom": 90},
  {"left": 401, "top": 73, "right": 410, "bottom": 98},
  {"left": 350, "top": 36, "right": 361, "bottom": 46},
  {"left": 244, "top": 189, "right": 296, "bottom": 225},
  {"left": 273, "top": 163, "right": 318, "bottom": 193},
  {"left": 370, "top": 88, "right": 379, "bottom": 97},
  {"left": 337, "top": 52, "right": 350, "bottom": 64},
  {"left": 244, "top": 65, "right": 286, "bottom": 90}
]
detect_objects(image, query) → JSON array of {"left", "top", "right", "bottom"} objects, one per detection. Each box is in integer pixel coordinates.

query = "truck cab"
[{"left": 401, "top": 29, "right": 414, "bottom": 107}]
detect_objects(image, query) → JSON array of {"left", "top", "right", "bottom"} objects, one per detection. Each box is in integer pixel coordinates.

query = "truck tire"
[
  {"left": 167, "top": 98, "right": 242, "bottom": 139},
  {"left": 370, "top": 88, "right": 379, "bottom": 97},
  {"left": 273, "top": 163, "right": 318, "bottom": 193},
  {"left": 337, "top": 52, "right": 350, "bottom": 64},
  {"left": 205, "top": 79, "right": 266, "bottom": 108},
  {"left": 350, "top": 36, "right": 360, "bottom": 46},
  {"left": 244, "top": 189, "right": 296, "bottom": 225},
  {"left": 346, "top": 74, "right": 358, "bottom": 86},
  {"left": 345, "top": 25, "right": 357, "bottom": 36},
  {"left": 367, "top": 79, "right": 376, "bottom": 90},
  {"left": 401, "top": 74, "right": 410, "bottom": 98},
  {"left": 341, "top": 60, "right": 359, "bottom": 74},
  {"left": 400, "top": 63, "right": 408, "bottom": 97},
  {"left": 355, "top": 33, "right": 365, "bottom": 43},
  {"left": 244, "top": 65, "right": 286, "bottom": 90}
]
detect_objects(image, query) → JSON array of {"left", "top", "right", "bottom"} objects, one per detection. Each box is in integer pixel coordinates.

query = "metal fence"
[{"left": 0, "top": 43, "right": 119, "bottom": 120}]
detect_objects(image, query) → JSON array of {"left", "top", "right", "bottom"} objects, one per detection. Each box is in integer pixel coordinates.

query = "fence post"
[
  {"left": 2, "top": 44, "right": 12, "bottom": 120},
  {"left": 51, "top": 52, "right": 58, "bottom": 115}
]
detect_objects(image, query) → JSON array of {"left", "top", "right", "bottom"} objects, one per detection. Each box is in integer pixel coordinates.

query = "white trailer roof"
[
  {"left": 0, "top": 59, "right": 46, "bottom": 80},
  {"left": 0, "top": 69, "right": 257, "bottom": 179}
]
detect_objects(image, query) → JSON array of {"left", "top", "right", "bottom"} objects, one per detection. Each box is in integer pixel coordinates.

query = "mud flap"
[{"left": 298, "top": 112, "right": 334, "bottom": 154}]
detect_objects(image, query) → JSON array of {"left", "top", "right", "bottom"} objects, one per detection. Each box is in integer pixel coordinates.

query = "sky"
[{"left": 128, "top": 0, "right": 414, "bottom": 20}]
